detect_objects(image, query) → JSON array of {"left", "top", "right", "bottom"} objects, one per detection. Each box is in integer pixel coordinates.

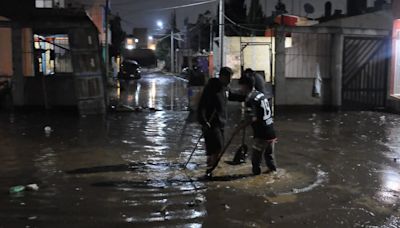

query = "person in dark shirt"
[
  {"left": 243, "top": 68, "right": 268, "bottom": 96},
  {"left": 197, "top": 67, "right": 244, "bottom": 177},
  {"left": 238, "top": 75, "right": 277, "bottom": 175}
]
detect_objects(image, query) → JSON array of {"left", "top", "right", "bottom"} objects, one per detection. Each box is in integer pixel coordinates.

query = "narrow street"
[{"left": 1, "top": 72, "right": 400, "bottom": 227}]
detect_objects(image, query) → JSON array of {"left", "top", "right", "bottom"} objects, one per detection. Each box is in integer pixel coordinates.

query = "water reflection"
[
  {"left": 135, "top": 82, "right": 141, "bottom": 106},
  {"left": 148, "top": 79, "right": 157, "bottom": 108},
  {"left": 376, "top": 168, "right": 400, "bottom": 204},
  {"left": 110, "top": 73, "right": 188, "bottom": 111}
]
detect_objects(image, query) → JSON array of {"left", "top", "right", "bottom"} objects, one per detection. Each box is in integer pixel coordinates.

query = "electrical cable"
[
  {"left": 113, "top": 0, "right": 216, "bottom": 11},
  {"left": 224, "top": 14, "right": 268, "bottom": 32}
]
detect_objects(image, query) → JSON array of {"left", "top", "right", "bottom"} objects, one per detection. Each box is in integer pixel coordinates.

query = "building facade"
[{"left": 0, "top": 1, "right": 106, "bottom": 114}]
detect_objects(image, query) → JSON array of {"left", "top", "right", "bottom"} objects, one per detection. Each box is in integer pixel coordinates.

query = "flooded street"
[{"left": 1, "top": 72, "right": 400, "bottom": 227}]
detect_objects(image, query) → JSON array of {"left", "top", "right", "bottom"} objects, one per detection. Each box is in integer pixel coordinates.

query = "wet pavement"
[{"left": 1, "top": 72, "right": 400, "bottom": 227}]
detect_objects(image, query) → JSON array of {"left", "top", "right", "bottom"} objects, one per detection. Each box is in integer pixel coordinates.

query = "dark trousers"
[
  {"left": 251, "top": 138, "right": 276, "bottom": 174},
  {"left": 203, "top": 127, "right": 224, "bottom": 156}
]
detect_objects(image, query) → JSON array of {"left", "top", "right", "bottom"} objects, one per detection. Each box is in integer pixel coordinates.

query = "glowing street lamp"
[{"left": 156, "top": 20, "right": 164, "bottom": 29}]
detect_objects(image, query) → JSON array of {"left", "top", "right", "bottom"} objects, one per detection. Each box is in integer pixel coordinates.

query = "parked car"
[{"left": 118, "top": 60, "right": 141, "bottom": 79}]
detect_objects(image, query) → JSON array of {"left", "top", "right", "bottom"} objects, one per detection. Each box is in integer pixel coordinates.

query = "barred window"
[{"left": 34, "top": 34, "right": 73, "bottom": 75}]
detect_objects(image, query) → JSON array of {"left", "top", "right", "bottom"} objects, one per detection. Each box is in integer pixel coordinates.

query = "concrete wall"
[
  {"left": 283, "top": 78, "right": 331, "bottom": 105},
  {"left": 0, "top": 27, "right": 13, "bottom": 76},
  {"left": 275, "top": 27, "right": 336, "bottom": 107},
  {"left": 217, "top": 36, "right": 279, "bottom": 80},
  {"left": 387, "top": 97, "right": 400, "bottom": 114}
]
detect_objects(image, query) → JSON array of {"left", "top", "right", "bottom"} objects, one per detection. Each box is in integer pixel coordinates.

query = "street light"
[{"left": 157, "top": 20, "right": 164, "bottom": 29}]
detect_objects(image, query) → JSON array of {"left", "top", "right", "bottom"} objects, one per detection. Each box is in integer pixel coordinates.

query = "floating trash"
[{"left": 9, "top": 185, "right": 25, "bottom": 194}]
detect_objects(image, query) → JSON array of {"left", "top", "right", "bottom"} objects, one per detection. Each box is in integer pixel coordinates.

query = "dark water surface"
[{"left": 1, "top": 73, "right": 400, "bottom": 227}]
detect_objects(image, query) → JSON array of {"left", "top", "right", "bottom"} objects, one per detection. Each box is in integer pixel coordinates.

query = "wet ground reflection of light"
[
  {"left": 148, "top": 79, "right": 157, "bottom": 108},
  {"left": 135, "top": 82, "right": 141, "bottom": 106},
  {"left": 116, "top": 81, "right": 121, "bottom": 100},
  {"left": 376, "top": 168, "right": 400, "bottom": 204}
]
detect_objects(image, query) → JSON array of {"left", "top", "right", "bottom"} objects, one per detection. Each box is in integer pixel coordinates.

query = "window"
[
  {"left": 34, "top": 34, "right": 73, "bottom": 75},
  {"left": 392, "top": 20, "right": 400, "bottom": 97},
  {"left": 35, "top": 0, "right": 65, "bottom": 8}
]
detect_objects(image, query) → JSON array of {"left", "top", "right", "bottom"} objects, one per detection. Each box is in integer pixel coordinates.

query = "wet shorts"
[{"left": 203, "top": 127, "right": 224, "bottom": 156}]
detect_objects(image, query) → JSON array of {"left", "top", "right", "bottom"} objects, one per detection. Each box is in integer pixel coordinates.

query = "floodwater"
[{"left": 1, "top": 72, "right": 400, "bottom": 227}]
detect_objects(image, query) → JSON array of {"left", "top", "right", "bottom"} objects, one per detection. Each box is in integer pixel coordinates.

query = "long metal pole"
[
  {"left": 209, "top": 22, "right": 213, "bottom": 52},
  {"left": 218, "top": 0, "right": 224, "bottom": 70},
  {"left": 171, "top": 30, "right": 174, "bottom": 73},
  {"left": 105, "top": 0, "right": 110, "bottom": 78}
]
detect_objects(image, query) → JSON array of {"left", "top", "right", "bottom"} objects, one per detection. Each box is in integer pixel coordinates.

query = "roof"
[{"left": 316, "top": 9, "right": 393, "bottom": 30}]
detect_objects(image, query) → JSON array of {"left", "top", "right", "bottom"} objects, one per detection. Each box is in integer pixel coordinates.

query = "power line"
[
  {"left": 224, "top": 14, "right": 267, "bottom": 32},
  {"left": 115, "top": 0, "right": 216, "bottom": 12},
  {"left": 111, "top": 0, "right": 198, "bottom": 7}
]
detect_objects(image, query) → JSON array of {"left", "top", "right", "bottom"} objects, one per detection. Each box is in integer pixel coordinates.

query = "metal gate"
[{"left": 342, "top": 37, "right": 388, "bottom": 110}]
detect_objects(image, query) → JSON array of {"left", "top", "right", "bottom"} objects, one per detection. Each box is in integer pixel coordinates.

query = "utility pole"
[
  {"left": 218, "top": 0, "right": 224, "bottom": 71},
  {"left": 170, "top": 10, "right": 176, "bottom": 73},
  {"left": 209, "top": 21, "right": 213, "bottom": 52},
  {"left": 171, "top": 29, "right": 174, "bottom": 73},
  {"left": 105, "top": 0, "right": 110, "bottom": 78}
]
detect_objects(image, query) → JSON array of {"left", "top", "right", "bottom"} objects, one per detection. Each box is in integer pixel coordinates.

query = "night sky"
[{"left": 107, "top": 0, "right": 378, "bottom": 33}]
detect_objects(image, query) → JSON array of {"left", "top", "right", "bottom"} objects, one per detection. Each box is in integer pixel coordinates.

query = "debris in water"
[
  {"left": 28, "top": 216, "right": 37, "bottom": 220},
  {"left": 223, "top": 204, "right": 230, "bottom": 210},
  {"left": 26, "top": 184, "right": 39, "bottom": 191},
  {"left": 187, "top": 201, "right": 196, "bottom": 207},
  {"left": 195, "top": 195, "right": 206, "bottom": 204},
  {"left": 9, "top": 185, "right": 25, "bottom": 194},
  {"left": 44, "top": 126, "right": 52, "bottom": 136},
  {"left": 394, "top": 158, "right": 397, "bottom": 162},
  {"left": 159, "top": 205, "right": 168, "bottom": 214}
]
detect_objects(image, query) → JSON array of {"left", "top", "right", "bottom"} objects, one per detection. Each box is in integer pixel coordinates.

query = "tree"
[
  {"left": 247, "top": 0, "right": 266, "bottom": 36},
  {"left": 188, "top": 10, "right": 213, "bottom": 52},
  {"left": 248, "top": 0, "right": 265, "bottom": 25},
  {"left": 109, "top": 14, "right": 126, "bottom": 58},
  {"left": 224, "top": 0, "right": 247, "bottom": 36},
  {"left": 155, "top": 12, "right": 180, "bottom": 70},
  {"left": 155, "top": 36, "right": 170, "bottom": 69},
  {"left": 275, "top": 0, "right": 288, "bottom": 14}
]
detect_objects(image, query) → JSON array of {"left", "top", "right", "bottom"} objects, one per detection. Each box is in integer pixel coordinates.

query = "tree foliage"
[
  {"left": 155, "top": 12, "right": 180, "bottom": 70},
  {"left": 109, "top": 15, "right": 126, "bottom": 57},
  {"left": 224, "top": 0, "right": 247, "bottom": 36}
]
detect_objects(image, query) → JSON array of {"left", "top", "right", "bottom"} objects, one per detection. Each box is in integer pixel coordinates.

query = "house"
[
  {"left": 216, "top": 3, "right": 400, "bottom": 113},
  {"left": 274, "top": 8, "right": 393, "bottom": 110},
  {"left": 0, "top": 1, "right": 106, "bottom": 114}
]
